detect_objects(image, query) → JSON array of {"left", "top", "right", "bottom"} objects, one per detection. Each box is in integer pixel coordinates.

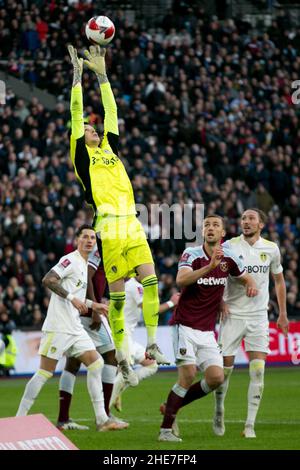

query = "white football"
[{"left": 85, "top": 16, "right": 115, "bottom": 46}]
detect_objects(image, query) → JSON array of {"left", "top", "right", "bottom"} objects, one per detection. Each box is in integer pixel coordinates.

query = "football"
[{"left": 85, "top": 16, "right": 115, "bottom": 46}]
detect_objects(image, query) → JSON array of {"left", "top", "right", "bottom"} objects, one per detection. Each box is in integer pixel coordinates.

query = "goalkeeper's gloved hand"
[
  {"left": 83, "top": 45, "right": 107, "bottom": 81},
  {"left": 67, "top": 45, "right": 83, "bottom": 75}
]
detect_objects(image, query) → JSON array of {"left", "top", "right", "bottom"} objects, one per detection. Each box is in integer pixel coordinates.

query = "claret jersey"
[{"left": 170, "top": 245, "right": 245, "bottom": 331}]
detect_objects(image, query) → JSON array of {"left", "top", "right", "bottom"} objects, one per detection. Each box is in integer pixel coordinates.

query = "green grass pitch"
[{"left": 0, "top": 367, "right": 299, "bottom": 450}]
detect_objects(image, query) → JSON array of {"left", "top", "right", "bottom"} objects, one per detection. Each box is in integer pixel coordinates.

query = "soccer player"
[
  {"left": 57, "top": 243, "right": 128, "bottom": 430},
  {"left": 158, "top": 215, "right": 258, "bottom": 442},
  {"left": 16, "top": 225, "right": 124, "bottom": 431},
  {"left": 67, "top": 44, "right": 168, "bottom": 386},
  {"left": 213, "top": 209, "right": 289, "bottom": 438},
  {"left": 110, "top": 277, "right": 180, "bottom": 412}
]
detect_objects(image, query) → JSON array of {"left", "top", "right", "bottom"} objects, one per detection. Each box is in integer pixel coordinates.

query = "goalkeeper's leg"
[
  {"left": 108, "top": 280, "right": 138, "bottom": 387},
  {"left": 136, "top": 263, "right": 170, "bottom": 365}
]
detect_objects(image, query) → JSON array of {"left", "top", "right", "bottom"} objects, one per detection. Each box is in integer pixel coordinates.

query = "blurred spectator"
[{"left": 0, "top": 4, "right": 299, "bottom": 328}]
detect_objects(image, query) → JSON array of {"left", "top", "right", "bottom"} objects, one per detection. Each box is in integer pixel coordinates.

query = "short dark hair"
[
  {"left": 245, "top": 208, "right": 267, "bottom": 225},
  {"left": 75, "top": 224, "right": 94, "bottom": 238},
  {"left": 204, "top": 214, "right": 225, "bottom": 227}
]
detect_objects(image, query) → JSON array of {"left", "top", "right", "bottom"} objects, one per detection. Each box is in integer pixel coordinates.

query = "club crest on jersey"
[
  {"left": 112, "top": 265, "right": 117, "bottom": 273},
  {"left": 180, "top": 252, "right": 190, "bottom": 262},
  {"left": 50, "top": 347, "right": 57, "bottom": 354},
  {"left": 220, "top": 260, "right": 228, "bottom": 272},
  {"left": 260, "top": 253, "right": 267, "bottom": 262},
  {"left": 60, "top": 259, "right": 71, "bottom": 268},
  {"left": 179, "top": 348, "right": 187, "bottom": 356}
]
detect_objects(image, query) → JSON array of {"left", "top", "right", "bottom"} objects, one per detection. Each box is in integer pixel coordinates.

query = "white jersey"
[
  {"left": 124, "top": 278, "right": 143, "bottom": 334},
  {"left": 223, "top": 235, "right": 283, "bottom": 318},
  {"left": 42, "top": 250, "right": 88, "bottom": 335},
  {"left": 88, "top": 245, "right": 101, "bottom": 271}
]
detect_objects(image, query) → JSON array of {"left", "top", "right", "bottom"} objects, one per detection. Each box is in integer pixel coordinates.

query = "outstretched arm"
[
  {"left": 68, "top": 45, "right": 84, "bottom": 141},
  {"left": 84, "top": 45, "right": 119, "bottom": 152}
]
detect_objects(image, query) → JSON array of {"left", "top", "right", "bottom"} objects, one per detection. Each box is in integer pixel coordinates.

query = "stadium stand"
[{"left": 0, "top": 0, "right": 300, "bottom": 334}]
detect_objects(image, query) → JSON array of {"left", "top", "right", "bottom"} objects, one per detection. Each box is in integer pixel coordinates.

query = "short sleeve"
[
  {"left": 133, "top": 283, "right": 144, "bottom": 307},
  {"left": 88, "top": 249, "right": 101, "bottom": 271},
  {"left": 52, "top": 257, "right": 74, "bottom": 279},
  {"left": 227, "top": 251, "right": 245, "bottom": 278},
  {"left": 270, "top": 245, "right": 283, "bottom": 274},
  {"left": 178, "top": 248, "right": 194, "bottom": 270}
]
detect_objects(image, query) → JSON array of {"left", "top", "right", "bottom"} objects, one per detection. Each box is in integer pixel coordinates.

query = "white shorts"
[
  {"left": 126, "top": 333, "right": 146, "bottom": 365},
  {"left": 218, "top": 316, "right": 269, "bottom": 356},
  {"left": 172, "top": 324, "right": 223, "bottom": 372},
  {"left": 80, "top": 315, "right": 115, "bottom": 354},
  {"left": 39, "top": 330, "right": 95, "bottom": 360}
]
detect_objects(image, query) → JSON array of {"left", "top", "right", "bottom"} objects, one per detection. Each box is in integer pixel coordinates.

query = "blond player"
[{"left": 213, "top": 209, "right": 289, "bottom": 438}]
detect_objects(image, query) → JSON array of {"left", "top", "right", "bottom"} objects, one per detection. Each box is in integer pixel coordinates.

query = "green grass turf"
[{"left": 0, "top": 367, "right": 299, "bottom": 450}]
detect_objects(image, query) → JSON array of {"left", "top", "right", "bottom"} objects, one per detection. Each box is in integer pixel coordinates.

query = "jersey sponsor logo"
[
  {"left": 180, "top": 252, "right": 190, "bottom": 262},
  {"left": 60, "top": 259, "right": 71, "bottom": 268},
  {"left": 100, "top": 156, "right": 119, "bottom": 166},
  {"left": 197, "top": 277, "right": 227, "bottom": 286},
  {"left": 260, "top": 253, "right": 267, "bottom": 262},
  {"left": 220, "top": 260, "right": 228, "bottom": 272},
  {"left": 246, "top": 265, "right": 269, "bottom": 273}
]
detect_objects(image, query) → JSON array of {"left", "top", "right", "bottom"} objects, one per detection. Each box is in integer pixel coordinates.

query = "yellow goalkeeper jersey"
[{"left": 70, "top": 82, "right": 136, "bottom": 227}]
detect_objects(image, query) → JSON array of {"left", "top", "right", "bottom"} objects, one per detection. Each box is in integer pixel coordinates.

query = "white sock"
[
  {"left": 214, "top": 366, "right": 234, "bottom": 414},
  {"left": 136, "top": 363, "right": 158, "bottom": 382},
  {"left": 102, "top": 364, "right": 117, "bottom": 384},
  {"left": 16, "top": 369, "right": 53, "bottom": 416},
  {"left": 59, "top": 370, "right": 76, "bottom": 394},
  {"left": 172, "top": 383, "right": 188, "bottom": 397},
  {"left": 200, "top": 378, "right": 213, "bottom": 394},
  {"left": 87, "top": 358, "right": 107, "bottom": 426},
  {"left": 109, "top": 371, "right": 125, "bottom": 409},
  {"left": 246, "top": 359, "right": 265, "bottom": 427}
]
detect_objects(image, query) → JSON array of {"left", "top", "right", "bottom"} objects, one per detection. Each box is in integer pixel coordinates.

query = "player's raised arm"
[
  {"left": 68, "top": 45, "right": 84, "bottom": 140},
  {"left": 176, "top": 246, "right": 224, "bottom": 288},
  {"left": 84, "top": 45, "right": 119, "bottom": 152}
]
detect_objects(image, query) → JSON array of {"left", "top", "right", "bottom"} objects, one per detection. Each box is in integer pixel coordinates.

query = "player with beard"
[
  {"left": 158, "top": 215, "right": 258, "bottom": 442},
  {"left": 213, "top": 209, "right": 289, "bottom": 438}
]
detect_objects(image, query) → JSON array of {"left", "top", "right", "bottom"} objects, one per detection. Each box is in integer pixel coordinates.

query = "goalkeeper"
[{"left": 68, "top": 45, "right": 169, "bottom": 385}]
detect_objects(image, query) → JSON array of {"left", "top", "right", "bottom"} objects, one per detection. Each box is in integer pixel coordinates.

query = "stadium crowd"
[{"left": 0, "top": 0, "right": 300, "bottom": 334}]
